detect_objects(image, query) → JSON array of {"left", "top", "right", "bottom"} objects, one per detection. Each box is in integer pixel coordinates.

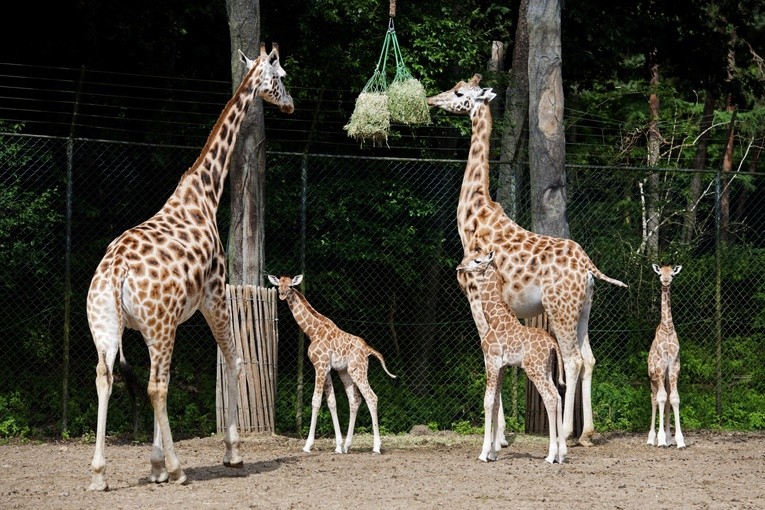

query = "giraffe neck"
[
  {"left": 165, "top": 61, "right": 263, "bottom": 217},
  {"left": 460, "top": 103, "right": 492, "bottom": 206},
  {"left": 477, "top": 265, "right": 509, "bottom": 322},
  {"left": 286, "top": 289, "right": 328, "bottom": 339},
  {"left": 660, "top": 284, "right": 673, "bottom": 326},
  {"left": 458, "top": 102, "right": 519, "bottom": 247}
]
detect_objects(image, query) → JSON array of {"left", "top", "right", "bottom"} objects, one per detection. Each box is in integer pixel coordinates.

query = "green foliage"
[{"left": 0, "top": 391, "right": 31, "bottom": 438}]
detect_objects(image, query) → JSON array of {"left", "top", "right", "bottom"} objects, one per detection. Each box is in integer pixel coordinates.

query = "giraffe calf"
[
  {"left": 457, "top": 251, "right": 567, "bottom": 464},
  {"left": 268, "top": 274, "right": 397, "bottom": 454},
  {"left": 647, "top": 264, "right": 685, "bottom": 448}
]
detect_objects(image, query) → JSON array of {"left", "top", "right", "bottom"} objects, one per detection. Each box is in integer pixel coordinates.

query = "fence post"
[{"left": 217, "top": 285, "right": 279, "bottom": 433}]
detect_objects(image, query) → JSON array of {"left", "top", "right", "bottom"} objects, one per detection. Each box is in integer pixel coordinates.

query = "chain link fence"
[{"left": 1, "top": 131, "right": 763, "bottom": 441}]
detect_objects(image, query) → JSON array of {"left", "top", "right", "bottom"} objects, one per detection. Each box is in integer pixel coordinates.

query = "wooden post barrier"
[{"left": 216, "top": 285, "right": 279, "bottom": 433}]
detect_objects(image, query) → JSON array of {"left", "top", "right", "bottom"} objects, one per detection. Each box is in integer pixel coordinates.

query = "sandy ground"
[{"left": 1, "top": 430, "right": 763, "bottom": 509}]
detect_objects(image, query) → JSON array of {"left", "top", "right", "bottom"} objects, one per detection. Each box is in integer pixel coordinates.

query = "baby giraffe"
[
  {"left": 268, "top": 274, "right": 397, "bottom": 454},
  {"left": 457, "top": 251, "right": 566, "bottom": 464},
  {"left": 647, "top": 264, "right": 685, "bottom": 448}
]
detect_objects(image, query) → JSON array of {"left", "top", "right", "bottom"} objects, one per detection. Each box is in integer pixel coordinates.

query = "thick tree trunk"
[
  {"left": 527, "top": 0, "right": 568, "bottom": 239},
  {"left": 645, "top": 55, "right": 661, "bottom": 259},
  {"left": 498, "top": 0, "right": 529, "bottom": 219},
  {"left": 682, "top": 89, "right": 716, "bottom": 244},
  {"left": 226, "top": 0, "right": 266, "bottom": 286}
]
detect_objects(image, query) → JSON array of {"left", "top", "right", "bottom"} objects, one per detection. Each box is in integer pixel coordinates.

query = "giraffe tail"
[
  {"left": 368, "top": 347, "right": 397, "bottom": 379},
  {"left": 590, "top": 267, "right": 628, "bottom": 288},
  {"left": 553, "top": 341, "right": 565, "bottom": 387},
  {"left": 110, "top": 260, "right": 143, "bottom": 434}
]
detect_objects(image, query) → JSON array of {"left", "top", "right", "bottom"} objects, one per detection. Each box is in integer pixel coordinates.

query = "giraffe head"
[
  {"left": 456, "top": 250, "right": 496, "bottom": 276},
  {"left": 268, "top": 274, "right": 303, "bottom": 300},
  {"left": 652, "top": 264, "right": 682, "bottom": 287},
  {"left": 239, "top": 42, "right": 294, "bottom": 114},
  {"left": 427, "top": 74, "right": 496, "bottom": 118}
]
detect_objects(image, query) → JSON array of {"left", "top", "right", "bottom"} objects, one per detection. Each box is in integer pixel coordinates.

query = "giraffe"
[
  {"left": 647, "top": 264, "right": 685, "bottom": 448},
  {"left": 268, "top": 274, "right": 397, "bottom": 454},
  {"left": 457, "top": 249, "right": 566, "bottom": 464},
  {"left": 86, "top": 43, "right": 294, "bottom": 491},
  {"left": 428, "top": 74, "right": 627, "bottom": 446}
]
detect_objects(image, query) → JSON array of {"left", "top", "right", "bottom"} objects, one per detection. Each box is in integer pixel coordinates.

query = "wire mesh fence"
[{"left": 1, "top": 131, "right": 763, "bottom": 442}]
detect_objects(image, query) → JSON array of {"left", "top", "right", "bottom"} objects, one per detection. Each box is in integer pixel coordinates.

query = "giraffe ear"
[
  {"left": 652, "top": 263, "right": 661, "bottom": 275},
  {"left": 292, "top": 274, "right": 304, "bottom": 286},
  {"left": 267, "top": 275, "right": 279, "bottom": 286},
  {"left": 480, "top": 88, "right": 497, "bottom": 103},
  {"left": 672, "top": 265, "right": 682, "bottom": 275}
]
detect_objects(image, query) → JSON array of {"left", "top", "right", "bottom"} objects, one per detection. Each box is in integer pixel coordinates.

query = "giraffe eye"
[{"left": 454, "top": 91, "right": 464, "bottom": 98}]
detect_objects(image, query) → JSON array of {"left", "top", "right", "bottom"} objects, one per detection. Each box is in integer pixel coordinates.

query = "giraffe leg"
[
  {"left": 202, "top": 301, "right": 242, "bottom": 468},
  {"left": 669, "top": 363, "right": 685, "bottom": 448},
  {"left": 338, "top": 370, "right": 362, "bottom": 453},
  {"left": 323, "top": 374, "right": 345, "bottom": 453},
  {"left": 647, "top": 382, "right": 658, "bottom": 446},
  {"left": 532, "top": 372, "right": 562, "bottom": 464},
  {"left": 149, "top": 411, "right": 168, "bottom": 483},
  {"left": 304, "top": 370, "right": 327, "bottom": 453},
  {"left": 576, "top": 284, "right": 596, "bottom": 446},
  {"left": 88, "top": 348, "right": 117, "bottom": 491},
  {"left": 655, "top": 379, "right": 668, "bottom": 447},
  {"left": 356, "top": 379, "right": 382, "bottom": 454},
  {"left": 555, "top": 335, "right": 582, "bottom": 445},
  {"left": 479, "top": 357, "right": 500, "bottom": 462},
  {"left": 497, "top": 393, "right": 508, "bottom": 447},
  {"left": 146, "top": 343, "right": 186, "bottom": 485},
  {"left": 578, "top": 331, "right": 596, "bottom": 446},
  {"left": 490, "top": 367, "right": 506, "bottom": 458}
]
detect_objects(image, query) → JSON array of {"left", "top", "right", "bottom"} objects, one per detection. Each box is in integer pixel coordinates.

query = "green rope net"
[{"left": 344, "top": 18, "right": 430, "bottom": 145}]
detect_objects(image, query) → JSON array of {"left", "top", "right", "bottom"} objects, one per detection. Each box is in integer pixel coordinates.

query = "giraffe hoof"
[
  {"left": 223, "top": 460, "right": 244, "bottom": 468},
  {"left": 88, "top": 479, "right": 109, "bottom": 492},
  {"left": 577, "top": 437, "right": 594, "bottom": 448},
  {"left": 169, "top": 469, "right": 187, "bottom": 485}
]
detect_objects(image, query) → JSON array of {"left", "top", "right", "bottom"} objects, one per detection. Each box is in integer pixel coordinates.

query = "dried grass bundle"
[
  {"left": 388, "top": 78, "right": 431, "bottom": 126},
  {"left": 344, "top": 92, "right": 391, "bottom": 144}
]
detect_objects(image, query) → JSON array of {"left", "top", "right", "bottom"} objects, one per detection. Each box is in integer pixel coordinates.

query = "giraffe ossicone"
[
  {"left": 647, "top": 264, "right": 685, "bottom": 449},
  {"left": 268, "top": 273, "right": 396, "bottom": 455},
  {"left": 458, "top": 250, "right": 567, "bottom": 464},
  {"left": 85, "top": 43, "right": 293, "bottom": 492},
  {"left": 428, "top": 74, "right": 627, "bottom": 448}
]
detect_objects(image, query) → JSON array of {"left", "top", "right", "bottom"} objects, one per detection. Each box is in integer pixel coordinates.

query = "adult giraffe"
[
  {"left": 86, "top": 43, "right": 293, "bottom": 491},
  {"left": 428, "top": 74, "right": 627, "bottom": 446}
]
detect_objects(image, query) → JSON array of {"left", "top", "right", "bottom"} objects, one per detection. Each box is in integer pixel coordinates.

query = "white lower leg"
[
  {"left": 149, "top": 418, "right": 168, "bottom": 483},
  {"left": 223, "top": 357, "right": 243, "bottom": 467},
  {"left": 671, "top": 394, "right": 685, "bottom": 448},
  {"left": 88, "top": 356, "right": 112, "bottom": 491}
]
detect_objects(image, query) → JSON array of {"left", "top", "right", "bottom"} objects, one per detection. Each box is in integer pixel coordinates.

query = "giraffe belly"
[{"left": 505, "top": 287, "right": 544, "bottom": 319}]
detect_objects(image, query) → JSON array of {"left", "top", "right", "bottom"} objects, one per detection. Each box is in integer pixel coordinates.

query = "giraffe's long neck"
[
  {"left": 166, "top": 62, "right": 262, "bottom": 218},
  {"left": 459, "top": 103, "right": 492, "bottom": 211},
  {"left": 477, "top": 265, "right": 509, "bottom": 324},
  {"left": 457, "top": 103, "right": 518, "bottom": 248},
  {"left": 286, "top": 289, "right": 328, "bottom": 339},
  {"left": 660, "top": 284, "right": 673, "bottom": 327}
]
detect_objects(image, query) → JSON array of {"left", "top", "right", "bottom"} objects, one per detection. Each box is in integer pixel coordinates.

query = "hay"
[
  {"left": 344, "top": 92, "right": 390, "bottom": 144},
  {"left": 388, "top": 78, "right": 431, "bottom": 126}
]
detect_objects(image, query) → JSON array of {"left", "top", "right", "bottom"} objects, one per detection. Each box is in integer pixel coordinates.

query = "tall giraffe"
[
  {"left": 457, "top": 249, "right": 566, "bottom": 464},
  {"left": 268, "top": 274, "right": 397, "bottom": 454},
  {"left": 428, "top": 74, "right": 627, "bottom": 446},
  {"left": 86, "top": 43, "right": 294, "bottom": 491},
  {"left": 647, "top": 264, "right": 685, "bottom": 448}
]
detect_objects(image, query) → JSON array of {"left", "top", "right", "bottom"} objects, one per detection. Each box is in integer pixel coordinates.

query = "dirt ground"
[{"left": 2, "top": 430, "right": 763, "bottom": 509}]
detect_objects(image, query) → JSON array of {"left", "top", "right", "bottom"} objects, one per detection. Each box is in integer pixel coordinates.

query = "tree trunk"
[
  {"left": 682, "top": 88, "right": 716, "bottom": 244},
  {"left": 527, "top": 0, "right": 568, "bottom": 239},
  {"left": 645, "top": 53, "right": 661, "bottom": 259},
  {"left": 226, "top": 0, "right": 266, "bottom": 286},
  {"left": 498, "top": 0, "right": 529, "bottom": 219}
]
